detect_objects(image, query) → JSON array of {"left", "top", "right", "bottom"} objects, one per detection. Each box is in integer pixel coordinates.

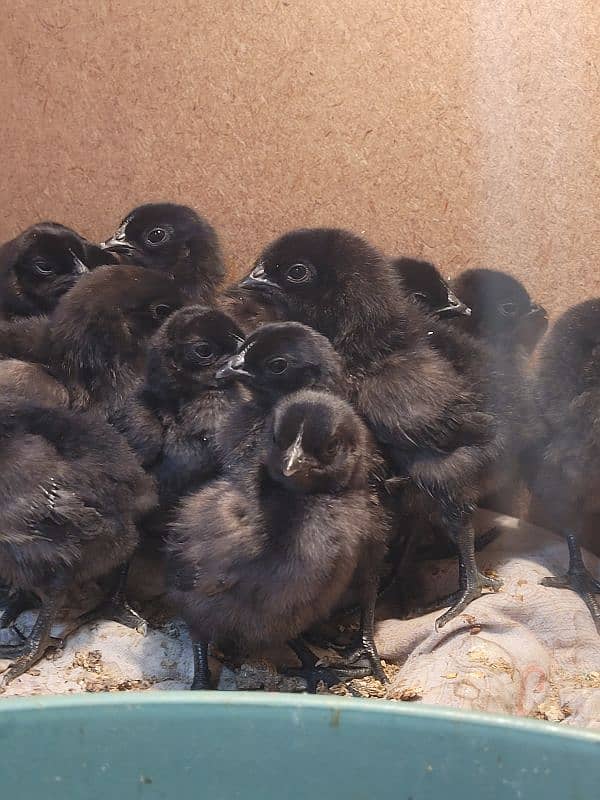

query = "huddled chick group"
[{"left": 0, "top": 204, "right": 596, "bottom": 692}]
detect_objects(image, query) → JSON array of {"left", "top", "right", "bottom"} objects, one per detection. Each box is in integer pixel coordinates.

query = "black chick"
[
  {"left": 392, "top": 257, "right": 471, "bottom": 318},
  {"left": 0, "top": 398, "right": 156, "bottom": 684},
  {"left": 101, "top": 203, "right": 225, "bottom": 301},
  {"left": 452, "top": 268, "right": 548, "bottom": 505},
  {"left": 0, "top": 222, "right": 114, "bottom": 320},
  {"left": 452, "top": 268, "right": 548, "bottom": 357},
  {"left": 167, "top": 389, "right": 389, "bottom": 690},
  {"left": 0, "top": 359, "right": 70, "bottom": 628},
  {"left": 47, "top": 265, "right": 185, "bottom": 415},
  {"left": 239, "top": 228, "right": 503, "bottom": 628},
  {"left": 529, "top": 299, "right": 600, "bottom": 630},
  {"left": 114, "top": 305, "right": 245, "bottom": 509},
  {"left": 395, "top": 259, "right": 542, "bottom": 516}
]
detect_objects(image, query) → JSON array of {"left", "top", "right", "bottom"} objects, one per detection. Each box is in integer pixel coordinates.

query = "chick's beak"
[
  {"left": 528, "top": 302, "right": 548, "bottom": 320},
  {"left": 69, "top": 250, "right": 89, "bottom": 275},
  {"left": 437, "top": 290, "right": 472, "bottom": 318},
  {"left": 100, "top": 231, "right": 124, "bottom": 250},
  {"left": 100, "top": 223, "right": 138, "bottom": 255},
  {"left": 215, "top": 353, "right": 252, "bottom": 382},
  {"left": 240, "top": 264, "right": 280, "bottom": 292},
  {"left": 282, "top": 431, "right": 306, "bottom": 477}
]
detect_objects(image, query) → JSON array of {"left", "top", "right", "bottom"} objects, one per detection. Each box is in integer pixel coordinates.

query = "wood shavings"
[
  {"left": 535, "top": 698, "right": 572, "bottom": 723},
  {"left": 72, "top": 650, "right": 103, "bottom": 673},
  {"left": 387, "top": 685, "right": 423, "bottom": 702},
  {"left": 83, "top": 678, "right": 154, "bottom": 693},
  {"left": 467, "top": 648, "right": 514, "bottom": 676},
  {"left": 556, "top": 671, "right": 600, "bottom": 690}
]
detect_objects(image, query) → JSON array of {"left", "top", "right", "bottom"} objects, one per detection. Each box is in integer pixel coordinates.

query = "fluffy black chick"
[
  {"left": 114, "top": 305, "right": 245, "bottom": 509},
  {"left": 0, "top": 222, "right": 115, "bottom": 320},
  {"left": 452, "top": 268, "right": 548, "bottom": 502},
  {"left": 529, "top": 299, "right": 600, "bottom": 630},
  {"left": 239, "top": 228, "right": 503, "bottom": 628},
  {"left": 46, "top": 265, "right": 185, "bottom": 415},
  {"left": 392, "top": 257, "right": 471, "bottom": 318},
  {"left": 395, "top": 259, "right": 540, "bottom": 516},
  {"left": 101, "top": 203, "right": 225, "bottom": 301},
  {"left": 0, "top": 359, "right": 71, "bottom": 626},
  {"left": 452, "top": 268, "right": 548, "bottom": 356},
  {"left": 167, "top": 389, "right": 389, "bottom": 690},
  {"left": 0, "top": 398, "right": 156, "bottom": 684}
]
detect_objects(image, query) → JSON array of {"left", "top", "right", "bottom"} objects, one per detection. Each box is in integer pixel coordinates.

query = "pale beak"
[
  {"left": 528, "top": 302, "right": 548, "bottom": 321},
  {"left": 282, "top": 427, "right": 306, "bottom": 477},
  {"left": 240, "top": 264, "right": 280, "bottom": 291},
  {"left": 100, "top": 222, "right": 135, "bottom": 252},
  {"left": 69, "top": 250, "right": 89, "bottom": 275},
  {"left": 437, "top": 289, "right": 471, "bottom": 318},
  {"left": 215, "top": 353, "right": 253, "bottom": 382}
]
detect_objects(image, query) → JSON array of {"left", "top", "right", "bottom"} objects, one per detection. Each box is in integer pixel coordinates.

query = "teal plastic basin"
[{"left": 0, "top": 693, "right": 598, "bottom": 799}]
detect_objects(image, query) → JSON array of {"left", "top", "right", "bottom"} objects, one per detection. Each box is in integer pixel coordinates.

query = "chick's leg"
[
  {"left": 74, "top": 562, "right": 148, "bottom": 635},
  {"left": 325, "top": 562, "right": 388, "bottom": 681},
  {"left": 541, "top": 530, "right": 600, "bottom": 632},
  {"left": 190, "top": 641, "right": 211, "bottom": 690},
  {"left": 284, "top": 638, "right": 352, "bottom": 693},
  {"left": 0, "top": 590, "right": 65, "bottom": 685},
  {"left": 290, "top": 546, "right": 389, "bottom": 686},
  {"left": 352, "top": 570, "right": 388, "bottom": 683},
  {"left": 416, "top": 526, "right": 502, "bottom": 561},
  {"left": 435, "top": 513, "right": 502, "bottom": 630}
]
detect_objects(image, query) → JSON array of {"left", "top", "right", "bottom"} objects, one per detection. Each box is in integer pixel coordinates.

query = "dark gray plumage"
[
  {"left": 0, "top": 398, "right": 156, "bottom": 684},
  {"left": 167, "top": 389, "right": 389, "bottom": 690},
  {"left": 114, "top": 305, "right": 245, "bottom": 510},
  {"left": 529, "top": 299, "right": 600, "bottom": 631}
]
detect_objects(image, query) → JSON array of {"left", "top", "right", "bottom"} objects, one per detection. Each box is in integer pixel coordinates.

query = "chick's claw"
[
  {"left": 0, "top": 634, "right": 63, "bottom": 686},
  {"left": 74, "top": 599, "right": 148, "bottom": 636},
  {"left": 435, "top": 571, "right": 503, "bottom": 630},
  {"left": 541, "top": 570, "right": 600, "bottom": 632}
]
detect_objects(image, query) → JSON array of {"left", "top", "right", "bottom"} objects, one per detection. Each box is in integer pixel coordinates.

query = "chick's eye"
[
  {"left": 285, "top": 263, "right": 310, "bottom": 284},
  {"left": 32, "top": 259, "right": 54, "bottom": 276},
  {"left": 266, "top": 357, "right": 288, "bottom": 374},
  {"left": 145, "top": 227, "right": 168, "bottom": 246},
  {"left": 194, "top": 341, "right": 214, "bottom": 360},
  {"left": 153, "top": 304, "right": 172, "bottom": 320},
  {"left": 500, "top": 302, "right": 517, "bottom": 316},
  {"left": 412, "top": 291, "right": 428, "bottom": 302}
]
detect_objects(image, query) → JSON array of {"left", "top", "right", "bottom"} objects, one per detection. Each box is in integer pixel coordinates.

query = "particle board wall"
[{"left": 1, "top": 0, "right": 599, "bottom": 316}]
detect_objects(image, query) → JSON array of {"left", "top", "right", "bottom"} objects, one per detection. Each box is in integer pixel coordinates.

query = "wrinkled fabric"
[{"left": 380, "top": 511, "right": 600, "bottom": 728}]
